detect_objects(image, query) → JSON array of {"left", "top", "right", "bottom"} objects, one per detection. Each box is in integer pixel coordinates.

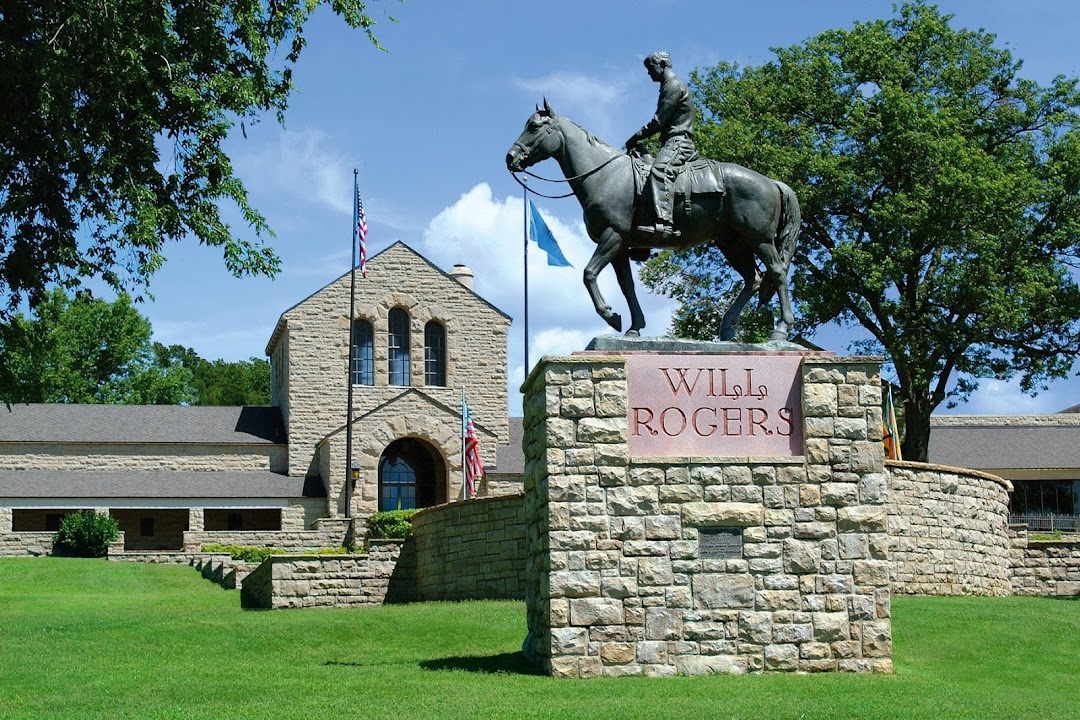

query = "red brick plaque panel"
[{"left": 626, "top": 354, "right": 804, "bottom": 457}]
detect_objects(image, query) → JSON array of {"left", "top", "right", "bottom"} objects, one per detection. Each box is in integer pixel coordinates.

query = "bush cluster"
[
  {"left": 367, "top": 509, "right": 419, "bottom": 539},
  {"left": 52, "top": 510, "right": 120, "bottom": 558},
  {"left": 201, "top": 544, "right": 355, "bottom": 562}
]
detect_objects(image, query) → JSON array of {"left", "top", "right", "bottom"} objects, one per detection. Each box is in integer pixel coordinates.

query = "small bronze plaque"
[{"left": 699, "top": 527, "right": 743, "bottom": 559}]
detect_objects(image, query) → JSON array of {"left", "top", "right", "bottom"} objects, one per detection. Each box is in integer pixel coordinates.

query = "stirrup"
[{"left": 636, "top": 223, "right": 681, "bottom": 239}]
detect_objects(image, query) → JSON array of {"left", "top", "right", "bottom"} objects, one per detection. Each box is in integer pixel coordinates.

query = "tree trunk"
[{"left": 901, "top": 398, "right": 932, "bottom": 462}]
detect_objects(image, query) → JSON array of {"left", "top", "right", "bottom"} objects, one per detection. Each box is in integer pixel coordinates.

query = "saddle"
[
  {"left": 628, "top": 155, "right": 725, "bottom": 259},
  {"left": 630, "top": 155, "right": 726, "bottom": 201}
]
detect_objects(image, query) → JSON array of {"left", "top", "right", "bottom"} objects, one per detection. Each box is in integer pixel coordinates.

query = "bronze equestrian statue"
[{"left": 506, "top": 66, "right": 800, "bottom": 342}]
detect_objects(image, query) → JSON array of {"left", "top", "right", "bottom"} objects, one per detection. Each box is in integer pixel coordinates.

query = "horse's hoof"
[
  {"left": 625, "top": 329, "right": 640, "bottom": 338},
  {"left": 606, "top": 313, "right": 622, "bottom": 332}
]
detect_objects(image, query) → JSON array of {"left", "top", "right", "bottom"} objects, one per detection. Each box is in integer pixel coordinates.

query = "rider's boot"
[{"left": 636, "top": 181, "right": 680, "bottom": 239}]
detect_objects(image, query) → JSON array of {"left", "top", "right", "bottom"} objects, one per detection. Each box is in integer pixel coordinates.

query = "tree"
[
  {"left": 0, "top": 0, "right": 389, "bottom": 313},
  {"left": 642, "top": 2, "right": 1080, "bottom": 461},
  {"left": 154, "top": 343, "right": 271, "bottom": 405},
  {"left": 0, "top": 289, "right": 194, "bottom": 404}
]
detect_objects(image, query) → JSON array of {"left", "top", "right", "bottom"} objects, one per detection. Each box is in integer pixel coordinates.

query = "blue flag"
[{"left": 528, "top": 199, "right": 572, "bottom": 267}]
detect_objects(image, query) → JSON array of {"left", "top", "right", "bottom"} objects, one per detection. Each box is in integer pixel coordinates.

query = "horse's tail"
[{"left": 758, "top": 181, "right": 800, "bottom": 305}]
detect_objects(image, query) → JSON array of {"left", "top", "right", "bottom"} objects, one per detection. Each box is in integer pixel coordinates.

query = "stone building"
[{"left": 0, "top": 242, "right": 512, "bottom": 553}]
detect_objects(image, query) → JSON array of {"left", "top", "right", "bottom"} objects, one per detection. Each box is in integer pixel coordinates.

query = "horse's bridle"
[{"left": 510, "top": 116, "right": 624, "bottom": 199}]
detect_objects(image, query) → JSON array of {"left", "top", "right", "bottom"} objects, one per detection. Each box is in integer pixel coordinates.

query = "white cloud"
[
  {"left": 238, "top": 128, "right": 353, "bottom": 215},
  {"left": 942, "top": 377, "right": 1077, "bottom": 416},
  {"left": 421, "top": 183, "right": 678, "bottom": 415},
  {"left": 513, "top": 71, "right": 634, "bottom": 141}
]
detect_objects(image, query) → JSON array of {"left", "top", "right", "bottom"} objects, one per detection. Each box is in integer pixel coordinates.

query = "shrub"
[
  {"left": 200, "top": 544, "right": 356, "bottom": 561},
  {"left": 52, "top": 510, "right": 120, "bottom": 558},
  {"left": 367, "top": 509, "right": 419, "bottom": 539}
]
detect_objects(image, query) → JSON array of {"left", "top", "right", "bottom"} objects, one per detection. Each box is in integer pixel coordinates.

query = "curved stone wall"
[
  {"left": 887, "top": 461, "right": 1012, "bottom": 596},
  {"left": 410, "top": 493, "right": 526, "bottom": 601}
]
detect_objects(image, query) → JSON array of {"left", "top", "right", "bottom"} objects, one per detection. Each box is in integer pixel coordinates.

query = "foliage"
[
  {"left": 201, "top": 543, "right": 354, "bottom": 562},
  {"left": 0, "top": 0, "right": 392, "bottom": 318},
  {"left": 51, "top": 510, "right": 120, "bottom": 557},
  {"left": 4, "top": 559, "right": 1080, "bottom": 719},
  {"left": 153, "top": 344, "right": 271, "bottom": 405},
  {"left": 367, "top": 509, "right": 418, "bottom": 539},
  {"left": 643, "top": 2, "right": 1080, "bottom": 460},
  {"left": 0, "top": 289, "right": 194, "bottom": 404},
  {"left": 1029, "top": 531, "right": 1066, "bottom": 542}
]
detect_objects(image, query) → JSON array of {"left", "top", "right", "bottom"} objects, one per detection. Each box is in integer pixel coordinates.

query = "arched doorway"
[{"left": 378, "top": 437, "right": 447, "bottom": 511}]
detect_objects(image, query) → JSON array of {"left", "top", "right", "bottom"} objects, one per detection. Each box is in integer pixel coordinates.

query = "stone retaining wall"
[
  {"left": 240, "top": 540, "right": 410, "bottom": 609},
  {"left": 1009, "top": 525, "right": 1080, "bottom": 596},
  {"left": 0, "top": 531, "right": 53, "bottom": 556},
  {"left": 412, "top": 493, "right": 526, "bottom": 601},
  {"left": 183, "top": 517, "right": 352, "bottom": 552},
  {"left": 888, "top": 461, "right": 1012, "bottom": 596}
]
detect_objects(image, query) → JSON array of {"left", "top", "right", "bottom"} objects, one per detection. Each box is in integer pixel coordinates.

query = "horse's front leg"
[
  {"left": 613, "top": 251, "right": 645, "bottom": 337},
  {"left": 584, "top": 228, "right": 626, "bottom": 332}
]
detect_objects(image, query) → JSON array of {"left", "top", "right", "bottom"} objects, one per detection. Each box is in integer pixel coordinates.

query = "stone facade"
[
  {"left": 888, "top": 461, "right": 1013, "bottom": 596},
  {"left": 0, "top": 444, "right": 286, "bottom": 473},
  {"left": 1009, "top": 526, "right": 1080, "bottom": 596},
  {"left": 267, "top": 242, "right": 510, "bottom": 513},
  {"left": 412, "top": 493, "right": 527, "bottom": 601},
  {"left": 521, "top": 354, "right": 892, "bottom": 678}
]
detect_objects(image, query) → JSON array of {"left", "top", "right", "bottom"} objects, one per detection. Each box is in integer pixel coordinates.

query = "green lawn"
[{"left": 1, "top": 558, "right": 1078, "bottom": 720}]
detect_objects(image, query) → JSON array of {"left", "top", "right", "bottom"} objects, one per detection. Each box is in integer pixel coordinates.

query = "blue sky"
[{"left": 137, "top": 0, "right": 1080, "bottom": 416}]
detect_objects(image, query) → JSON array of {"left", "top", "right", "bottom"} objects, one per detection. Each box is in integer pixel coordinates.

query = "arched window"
[
  {"left": 388, "top": 308, "right": 410, "bottom": 385},
  {"left": 378, "top": 438, "right": 446, "bottom": 510},
  {"left": 351, "top": 319, "right": 374, "bottom": 385},
  {"left": 424, "top": 321, "right": 446, "bottom": 386}
]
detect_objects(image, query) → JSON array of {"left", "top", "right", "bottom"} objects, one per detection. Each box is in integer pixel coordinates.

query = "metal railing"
[{"left": 1009, "top": 513, "right": 1080, "bottom": 533}]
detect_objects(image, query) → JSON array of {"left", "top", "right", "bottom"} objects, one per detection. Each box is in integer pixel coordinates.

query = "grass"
[{"left": 1, "top": 559, "right": 1079, "bottom": 719}]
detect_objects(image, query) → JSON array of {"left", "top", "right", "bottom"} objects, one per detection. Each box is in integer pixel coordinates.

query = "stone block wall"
[
  {"left": 521, "top": 354, "right": 892, "bottom": 678},
  {"left": 0, "top": 531, "right": 53, "bottom": 557},
  {"left": 888, "top": 462, "right": 1012, "bottom": 596},
  {"left": 1009, "top": 525, "right": 1080, "bottom": 596},
  {"left": 240, "top": 540, "right": 410, "bottom": 609},
  {"left": 0, "top": 443, "right": 286, "bottom": 473},
  {"left": 412, "top": 493, "right": 527, "bottom": 601},
  {"left": 183, "top": 517, "right": 351, "bottom": 552}
]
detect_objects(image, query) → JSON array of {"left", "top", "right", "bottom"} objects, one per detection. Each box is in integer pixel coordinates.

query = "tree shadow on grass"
[{"left": 419, "top": 652, "right": 543, "bottom": 676}]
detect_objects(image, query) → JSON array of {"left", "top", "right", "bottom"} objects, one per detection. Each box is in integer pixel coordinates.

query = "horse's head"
[{"left": 506, "top": 99, "right": 561, "bottom": 172}]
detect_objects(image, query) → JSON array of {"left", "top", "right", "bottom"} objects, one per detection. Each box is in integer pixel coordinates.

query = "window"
[
  {"left": 351, "top": 319, "right": 374, "bottom": 385},
  {"left": 388, "top": 308, "right": 410, "bottom": 385},
  {"left": 378, "top": 438, "right": 446, "bottom": 510},
  {"left": 424, "top": 321, "right": 446, "bottom": 386},
  {"left": 140, "top": 517, "right": 155, "bottom": 537},
  {"left": 45, "top": 513, "right": 64, "bottom": 532},
  {"left": 227, "top": 513, "right": 244, "bottom": 531},
  {"left": 1011, "top": 480, "right": 1080, "bottom": 516}
]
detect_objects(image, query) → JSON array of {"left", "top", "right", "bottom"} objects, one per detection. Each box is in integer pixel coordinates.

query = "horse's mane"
[{"left": 558, "top": 115, "right": 619, "bottom": 155}]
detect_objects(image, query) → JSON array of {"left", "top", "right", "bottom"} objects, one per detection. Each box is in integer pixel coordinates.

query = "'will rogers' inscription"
[{"left": 626, "top": 354, "right": 804, "bottom": 457}]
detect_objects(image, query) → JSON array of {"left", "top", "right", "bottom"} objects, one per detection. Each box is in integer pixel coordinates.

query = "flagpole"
[
  {"left": 523, "top": 184, "right": 530, "bottom": 373},
  {"left": 344, "top": 168, "right": 358, "bottom": 520},
  {"left": 461, "top": 386, "right": 468, "bottom": 500}
]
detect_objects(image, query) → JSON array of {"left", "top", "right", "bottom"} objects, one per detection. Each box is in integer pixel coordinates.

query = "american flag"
[
  {"left": 463, "top": 396, "right": 484, "bottom": 498},
  {"left": 355, "top": 185, "right": 368, "bottom": 278}
]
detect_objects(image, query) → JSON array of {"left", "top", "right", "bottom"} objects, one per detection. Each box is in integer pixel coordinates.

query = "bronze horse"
[{"left": 506, "top": 101, "right": 799, "bottom": 341}]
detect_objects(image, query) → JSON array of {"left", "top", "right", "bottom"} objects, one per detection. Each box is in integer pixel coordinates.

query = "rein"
[{"left": 509, "top": 119, "right": 625, "bottom": 199}]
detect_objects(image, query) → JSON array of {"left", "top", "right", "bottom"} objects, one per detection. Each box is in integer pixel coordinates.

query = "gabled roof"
[
  {"left": 265, "top": 241, "right": 511, "bottom": 355},
  {"left": 0, "top": 405, "right": 286, "bottom": 445},
  {"left": 0, "top": 469, "right": 317, "bottom": 499}
]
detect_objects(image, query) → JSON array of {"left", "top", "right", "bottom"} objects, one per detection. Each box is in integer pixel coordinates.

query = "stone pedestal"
[{"left": 521, "top": 349, "right": 892, "bottom": 678}]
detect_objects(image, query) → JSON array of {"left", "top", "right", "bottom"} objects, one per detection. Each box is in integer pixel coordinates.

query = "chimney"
[{"left": 448, "top": 263, "right": 474, "bottom": 290}]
